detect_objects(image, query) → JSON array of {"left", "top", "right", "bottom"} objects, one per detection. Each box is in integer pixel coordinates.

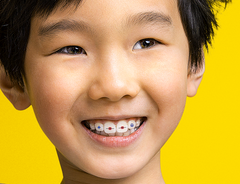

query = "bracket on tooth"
[
  {"left": 117, "top": 120, "right": 128, "bottom": 133},
  {"left": 128, "top": 120, "right": 136, "bottom": 129},
  {"left": 91, "top": 119, "right": 141, "bottom": 136},
  {"left": 95, "top": 123, "right": 103, "bottom": 131},
  {"left": 104, "top": 122, "right": 116, "bottom": 134}
]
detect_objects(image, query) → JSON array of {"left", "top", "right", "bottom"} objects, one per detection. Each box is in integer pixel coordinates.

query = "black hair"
[
  {"left": 178, "top": 0, "right": 231, "bottom": 72},
  {"left": 0, "top": 0, "right": 231, "bottom": 87}
]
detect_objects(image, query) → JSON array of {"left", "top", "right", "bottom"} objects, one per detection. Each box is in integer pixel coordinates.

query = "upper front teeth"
[
  {"left": 87, "top": 118, "right": 142, "bottom": 136},
  {"left": 117, "top": 120, "right": 129, "bottom": 133},
  {"left": 104, "top": 122, "right": 116, "bottom": 134}
]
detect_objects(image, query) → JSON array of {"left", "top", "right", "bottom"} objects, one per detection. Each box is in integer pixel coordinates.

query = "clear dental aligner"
[{"left": 82, "top": 117, "right": 146, "bottom": 137}]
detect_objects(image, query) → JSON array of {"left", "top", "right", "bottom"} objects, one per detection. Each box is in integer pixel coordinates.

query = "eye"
[
  {"left": 133, "top": 39, "right": 160, "bottom": 50},
  {"left": 56, "top": 46, "right": 86, "bottom": 55}
]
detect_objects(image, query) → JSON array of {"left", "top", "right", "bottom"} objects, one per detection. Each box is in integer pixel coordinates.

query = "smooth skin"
[{"left": 0, "top": 0, "right": 204, "bottom": 183}]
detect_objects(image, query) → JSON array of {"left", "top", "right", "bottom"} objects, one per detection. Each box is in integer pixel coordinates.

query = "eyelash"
[{"left": 55, "top": 39, "right": 160, "bottom": 55}]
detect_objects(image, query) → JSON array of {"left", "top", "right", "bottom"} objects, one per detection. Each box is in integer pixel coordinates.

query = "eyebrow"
[
  {"left": 38, "top": 19, "right": 93, "bottom": 37},
  {"left": 38, "top": 11, "right": 172, "bottom": 37},
  {"left": 125, "top": 11, "right": 172, "bottom": 28}
]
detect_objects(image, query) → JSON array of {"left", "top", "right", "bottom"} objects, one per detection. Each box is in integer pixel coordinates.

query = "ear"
[
  {"left": 187, "top": 61, "right": 205, "bottom": 97},
  {"left": 0, "top": 65, "right": 31, "bottom": 110}
]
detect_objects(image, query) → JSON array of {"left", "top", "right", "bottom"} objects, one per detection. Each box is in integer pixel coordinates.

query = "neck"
[{"left": 57, "top": 150, "right": 165, "bottom": 184}]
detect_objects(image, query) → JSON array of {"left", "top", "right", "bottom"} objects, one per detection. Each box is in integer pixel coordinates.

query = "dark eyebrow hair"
[
  {"left": 38, "top": 19, "right": 93, "bottom": 37},
  {"left": 38, "top": 11, "right": 172, "bottom": 37},
  {"left": 125, "top": 11, "right": 172, "bottom": 27}
]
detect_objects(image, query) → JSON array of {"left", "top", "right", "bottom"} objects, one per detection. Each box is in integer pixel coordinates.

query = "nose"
[{"left": 88, "top": 53, "right": 140, "bottom": 102}]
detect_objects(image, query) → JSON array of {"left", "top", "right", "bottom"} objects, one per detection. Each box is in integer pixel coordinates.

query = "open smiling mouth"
[{"left": 82, "top": 117, "right": 147, "bottom": 137}]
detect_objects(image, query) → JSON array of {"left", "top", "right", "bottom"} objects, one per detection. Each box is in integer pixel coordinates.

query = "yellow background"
[{"left": 0, "top": 1, "right": 239, "bottom": 183}]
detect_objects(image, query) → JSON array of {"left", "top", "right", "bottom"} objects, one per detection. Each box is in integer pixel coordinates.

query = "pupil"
[
  {"left": 67, "top": 46, "right": 80, "bottom": 54},
  {"left": 142, "top": 40, "right": 151, "bottom": 48},
  {"left": 71, "top": 47, "right": 79, "bottom": 54}
]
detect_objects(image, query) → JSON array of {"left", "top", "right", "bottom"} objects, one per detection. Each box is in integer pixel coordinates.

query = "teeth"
[
  {"left": 128, "top": 120, "right": 136, "bottom": 129},
  {"left": 136, "top": 119, "right": 140, "bottom": 127},
  {"left": 86, "top": 118, "right": 144, "bottom": 137},
  {"left": 117, "top": 120, "right": 128, "bottom": 133},
  {"left": 123, "top": 130, "right": 131, "bottom": 136},
  {"left": 116, "top": 132, "right": 123, "bottom": 136},
  {"left": 95, "top": 122, "right": 103, "bottom": 131},
  {"left": 104, "top": 122, "right": 116, "bottom": 134},
  {"left": 130, "top": 129, "right": 135, "bottom": 134},
  {"left": 101, "top": 131, "right": 108, "bottom": 136},
  {"left": 90, "top": 123, "right": 95, "bottom": 130}
]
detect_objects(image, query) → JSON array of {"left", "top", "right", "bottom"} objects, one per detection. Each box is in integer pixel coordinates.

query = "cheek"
[
  {"left": 149, "top": 75, "right": 187, "bottom": 144},
  {"left": 24, "top": 61, "right": 87, "bottom": 141},
  {"left": 140, "top": 58, "right": 188, "bottom": 142}
]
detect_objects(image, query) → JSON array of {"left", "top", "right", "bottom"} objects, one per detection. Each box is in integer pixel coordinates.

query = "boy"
[{"left": 0, "top": 0, "right": 231, "bottom": 183}]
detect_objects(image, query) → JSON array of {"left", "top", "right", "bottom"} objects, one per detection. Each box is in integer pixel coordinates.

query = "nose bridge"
[
  {"left": 103, "top": 49, "right": 127, "bottom": 86},
  {"left": 88, "top": 49, "right": 139, "bottom": 101}
]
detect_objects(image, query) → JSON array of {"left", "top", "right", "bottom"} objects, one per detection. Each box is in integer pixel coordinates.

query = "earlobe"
[
  {"left": 0, "top": 66, "right": 31, "bottom": 110},
  {"left": 187, "top": 62, "right": 205, "bottom": 97}
]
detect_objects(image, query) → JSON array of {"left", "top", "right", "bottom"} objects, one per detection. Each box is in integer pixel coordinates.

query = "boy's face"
[{"left": 23, "top": 0, "right": 195, "bottom": 179}]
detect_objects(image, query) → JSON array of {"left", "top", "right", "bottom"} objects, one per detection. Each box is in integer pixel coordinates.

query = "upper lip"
[{"left": 81, "top": 115, "right": 147, "bottom": 122}]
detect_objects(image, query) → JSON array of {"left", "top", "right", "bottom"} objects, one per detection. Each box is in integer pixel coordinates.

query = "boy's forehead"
[{"left": 33, "top": 0, "right": 180, "bottom": 35}]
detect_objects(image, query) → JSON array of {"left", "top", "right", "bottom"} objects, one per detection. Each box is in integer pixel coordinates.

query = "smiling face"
[{"left": 22, "top": 0, "right": 194, "bottom": 179}]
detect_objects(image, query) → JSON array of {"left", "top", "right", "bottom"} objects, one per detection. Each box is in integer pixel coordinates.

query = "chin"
[
  {"left": 74, "top": 155, "right": 148, "bottom": 180},
  {"left": 89, "top": 164, "right": 141, "bottom": 179}
]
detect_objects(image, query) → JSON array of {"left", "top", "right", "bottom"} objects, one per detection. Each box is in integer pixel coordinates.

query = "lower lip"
[{"left": 83, "top": 120, "right": 146, "bottom": 147}]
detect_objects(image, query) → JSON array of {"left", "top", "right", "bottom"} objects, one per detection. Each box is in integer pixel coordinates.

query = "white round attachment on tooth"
[
  {"left": 95, "top": 123, "right": 103, "bottom": 131},
  {"left": 104, "top": 122, "right": 116, "bottom": 134},
  {"left": 117, "top": 120, "right": 128, "bottom": 133},
  {"left": 128, "top": 120, "right": 136, "bottom": 129}
]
